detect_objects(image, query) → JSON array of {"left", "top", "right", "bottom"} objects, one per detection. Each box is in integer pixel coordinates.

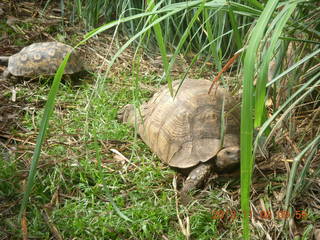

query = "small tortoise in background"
[
  {"left": 0, "top": 42, "right": 83, "bottom": 79},
  {"left": 119, "top": 79, "right": 240, "bottom": 201}
]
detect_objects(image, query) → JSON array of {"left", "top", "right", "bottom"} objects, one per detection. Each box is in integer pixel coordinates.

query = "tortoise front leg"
[
  {"left": 180, "top": 163, "right": 212, "bottom": 204},
  {"left": 2, "top": 69, "right": 11, "bottom": 80}
]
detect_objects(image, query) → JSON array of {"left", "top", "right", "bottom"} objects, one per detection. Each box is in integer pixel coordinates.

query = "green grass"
[
  {"left": 8, "top": 66, "right": 316, "bottom": 238},
  {"left": 1, "top": 72, "right": 247, "bottom": 239},
  {"left": 1, "top": 0, "right": 320, "bottom": 239}
]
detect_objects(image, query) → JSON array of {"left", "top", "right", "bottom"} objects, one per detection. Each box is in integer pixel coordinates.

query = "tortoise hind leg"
[{"left": 180, "top": 163, "right": 212, "bottom": 204}]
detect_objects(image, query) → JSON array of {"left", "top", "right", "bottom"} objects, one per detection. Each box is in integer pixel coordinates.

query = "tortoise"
[
  {"left": 0, "top": 42, "right": 83, "bottom": 79},
  {"left": 119, "top": 79, "right": 241, "bottom": 200}
]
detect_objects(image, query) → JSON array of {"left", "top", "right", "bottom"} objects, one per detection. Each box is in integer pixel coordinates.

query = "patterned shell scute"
[
  {"left": 7, "top": 42, "right": 83, "bottom": 76},
  {"left": 137, "top": 79, "right": 240, "bottom": 169}
]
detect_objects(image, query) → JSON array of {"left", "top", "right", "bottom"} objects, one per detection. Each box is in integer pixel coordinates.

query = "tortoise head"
[
  {"left": 117, "top": 104, "right": 136, "bottom": 125},
  {"left": 215, "top": 146, "right": 240, "bottom": 171}
]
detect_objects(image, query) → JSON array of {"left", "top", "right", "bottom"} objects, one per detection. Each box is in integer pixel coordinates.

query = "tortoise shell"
[
  {"left": 124, "top": 79, "right": 240, "bottom": 169},
  {"left": 7, "top": 42, "right": 83, "bottom": 77}
]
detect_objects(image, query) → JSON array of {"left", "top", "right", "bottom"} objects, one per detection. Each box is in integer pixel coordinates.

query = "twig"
[
  {"left": 110, "top": 148, "right": 142, "bottom": 171},
  {"left": 173, "top": 176, "right": 190, "bottom": 240},
  {"left": 42, "top": 208, "right": 63, "bottom": 240},
  {"left": 21, "top": 210, "right": 28, "bottom": 240},
  {"left": 208, "top": 47, "right": 245, "bottom": 94}
]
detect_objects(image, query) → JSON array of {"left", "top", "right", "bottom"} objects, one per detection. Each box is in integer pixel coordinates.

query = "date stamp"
[{"left": 211, "top": 209, "right": 308, "bottom": 222}]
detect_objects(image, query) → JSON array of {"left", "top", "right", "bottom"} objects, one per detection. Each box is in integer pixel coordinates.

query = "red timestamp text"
[{"left": 211, "top": 209, "right": 308, "bottom": 221}]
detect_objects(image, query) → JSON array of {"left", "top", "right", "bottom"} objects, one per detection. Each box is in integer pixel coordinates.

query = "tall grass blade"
[
  {"left": 293, "top": 147, "right": 318, "bottom": 196},
  {"left": 241, "top": 1, "right": 278, "bottom": 238},
  {"left": 254, "top": 2, "right": 297, "bottom": 127},
  {"left": 243, "top": 0, "right": 263, "bottom": 10},
  {"left": 267, "top": 49, "right": 320, "bottom": 87},
  {"left": 19, "top": 52, "right": 71, "bottom": 220},
  {"left": 168, "top": 1, "right": 205, "bottom": 93},
  {"left": 145, "top": 0, "right": 172, "bottom": 94},
  {"left": 254, "top": 72, "right": 320, "bottom": 154},
  {"left": 203, "top": 7, "right": 222, "bottom": 74},
  {"left": 285, "top": 135, "right": 320, "bottom": 208},
  {"left": 227, "top": 6, "right": 243, "bottom": 50}
]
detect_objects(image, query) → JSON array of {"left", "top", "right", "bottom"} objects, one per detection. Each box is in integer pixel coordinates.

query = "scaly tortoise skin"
[
  {"left": 0, "top": 42, "right": 83, "bottom": 79},
  {"left": 119, "top": 79, "right": 241, "bottom": 200}
]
